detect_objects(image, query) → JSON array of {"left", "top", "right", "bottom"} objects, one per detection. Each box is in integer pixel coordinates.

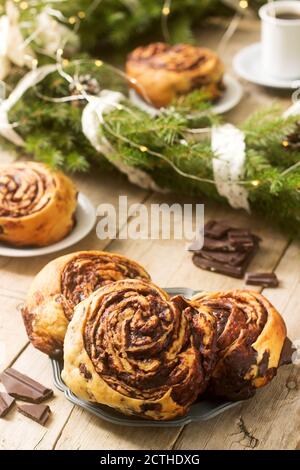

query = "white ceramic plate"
[
  {"left": 233, "top": 43, "right": 300, "bottom": 89},
  {"left": 129, "top": 73, "right": 243, "bottom": 115},
  {"left": 0, "top": 193, "right": 96, "bottom": 258}
]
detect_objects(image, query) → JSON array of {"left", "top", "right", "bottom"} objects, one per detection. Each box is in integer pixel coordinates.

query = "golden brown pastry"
[
  {"left": 0, "top": 161, "right": 77, "bottom": 247},
  {"left": 22, "top": 251, "right": 151, "bottom": 357},
  {"left": 126, "top": 42, "right": 224, "bottom": 108},
  {"left": 192, "top": 290, "right": 287, "bottom": 400},
  {"left": 62, "top": 280, "right": 217, "bottom": 420}
]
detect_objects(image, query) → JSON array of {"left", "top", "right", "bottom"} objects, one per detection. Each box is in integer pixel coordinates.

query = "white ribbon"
[
  {"left": 0, "top": 64, "right": 57, "bottom": 146},
  {"left": 81, "top": 91, "right": 166, "bottom": 192},
  {"left": 0, "top": 1, "right": 36, "bottom": 80},
  {"left": 212, "top": 123, "right": 250, "bottom": 212},
  {"left": 283, "top": 99, "right": 300, "bottom": 118}
]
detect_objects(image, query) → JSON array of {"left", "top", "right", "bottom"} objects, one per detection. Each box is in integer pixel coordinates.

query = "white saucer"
[
  {"left": 0, "top": 192, "right": 96, "bottom": 258},
  {"left": 233, "top": 43, "right": 300, "bottom": 89},
  {"left": 129, "top": 73, "right": 243, "bottom": 116}
]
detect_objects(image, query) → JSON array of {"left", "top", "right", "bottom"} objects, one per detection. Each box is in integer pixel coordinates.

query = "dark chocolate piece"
[
  {"left": 279, "top": 337, "right": 296, "bottom": 366},
  {"left": 199, "top": 249, "right": 249, "bottom": 266},
  {"left": 17, "top": 403, "right": 50, "bottom": 426},
  {"left": 193, "top": 247, "right": 257, "bottom": 279},
  {"left": 193, "top": 254, "right": 245, "bottom": 278},
  {"left": 0, "top": 392, "right": 15, "bottom": 417},
  {"left": 245, "top": 272, "right": 279, "bottom": 288},
  {"left": 204, "top": 220, "right": 231, "bottom": 239},
  {"left": 0, "top": 368, "right": 53, "bottom": 403}
]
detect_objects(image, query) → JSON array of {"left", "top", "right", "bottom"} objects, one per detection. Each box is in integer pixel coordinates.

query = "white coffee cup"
[{"left": 259, "top": 1, "right": 300, "bottom": 80}]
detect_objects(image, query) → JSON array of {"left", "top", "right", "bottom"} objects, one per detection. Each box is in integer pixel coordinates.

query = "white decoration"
[
  {"left": 212, "top": 123, "right": 250, "bottom": 212},
  {"left": 81, "top": 91, "right": 166, "bottom": 192},
  {"left": 0, "top": 1, "right": 35, "bottom": 80},
  {"left": 0, "top": 64, "right": 57, "bottom": 145},
  {"left": 283, "top": 99, "right": 300, "bottom": 118},
  {"left": 36, "top": 9, "right": 79, "bottom": 56}
]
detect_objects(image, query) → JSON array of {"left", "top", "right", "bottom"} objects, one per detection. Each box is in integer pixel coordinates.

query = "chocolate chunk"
[
  {"left": 0, "top": 368, "right": 53, "bottom": 403},
  {"left": 0, "top": 392, "right": 15, "bottom": 417},
  {"left": 203, "top": 237, "right": 237, "bottom": 252},
  {"left": 204, "top": 220, "right": 231, "bottom": 239},
  {"left": 193, "top": 247, "right": 256, "bottom": 279},
  {"left": 193, "top": 254, "right": 245, "bottom": 278},
  {"left": 199, "top": 249, "right": 249, "bottom": 267},
  {"left": 17, "top": 403, "right": 50, "bottom": 426},
  {"left": 279, "top": 337, "right": 296, "bottom": 366},
  {"left": 245, "top": 272, "right": 279, "bottom": 288}
]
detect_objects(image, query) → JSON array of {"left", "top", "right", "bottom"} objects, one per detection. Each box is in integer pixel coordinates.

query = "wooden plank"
[
  {"left": 0, "top": 345, "right": 74, "bottom": 450},
  {"left": 174, "top": 241, "right": 300, "bottom": 450},
  {"left": 0, "top": 296, "right": 28, "bottom": 370}
]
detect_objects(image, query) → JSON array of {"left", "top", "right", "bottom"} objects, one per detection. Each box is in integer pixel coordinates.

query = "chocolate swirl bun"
[
  {"left": 22, "top": 251, "right": 150, "bottom": 357},
  {"left": 0, "top": 161, "right": 77, "bottom": 247},
  {"left": 192, "top": 290, "right": 287, "bottom": 400},
  {"left": 62, "top": 280, "right": 217, "bottom": 420},
  {"left": 126, "top": 42, "right": 224, "bottom": 108}
]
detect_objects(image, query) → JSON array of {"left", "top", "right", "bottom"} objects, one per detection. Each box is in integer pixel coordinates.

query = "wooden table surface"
[{"left": 0, "top": 18, "right": 299, "bottom": 450}]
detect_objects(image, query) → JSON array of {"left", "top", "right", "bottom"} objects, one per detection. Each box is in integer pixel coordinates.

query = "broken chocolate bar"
[
  {"left": 245, "top": 272, "right": 279, "bottom": 288},
  {"left": 204, "top": 220, "right": 231, "bottom": 239},
  {"left": 17, "top": 403, "right": 50, "bottom": 426},
  {"left": 193, "top": 254, "right": 245, "bottom": 278},
  {"left": 0, "top": 392, "right": 15, "bottom": 418},
  {"left": 199, "top": 249, "right": 250, "bottom": 267},
  {"left": 0, "top": 368, "right": 53, "bottom": 403}
]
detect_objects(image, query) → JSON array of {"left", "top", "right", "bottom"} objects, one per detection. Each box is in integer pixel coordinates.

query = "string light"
[
  {"left": 78, "top": 11, "right": 86, "bottom": 19},
  {"left": 19, "top": 1, "right": 28, "bottom": 10},
  {"left": 282, "top": 140, "right": 289, "bottom": 147},
  {"left": 251, "top": 180, "right": 260, "bottom": 187},
  {"left": 161, "top": 0, "right": 172, "bottom": 42},
  {"left": 68, "top": 16, "right": 77, "bottom": 25},
  {"left": 95, "top": 60, "right": 103, "bottom": 67},
  {"left": 239, "top": 0, "right": 248, "bottom": 9},
  {"left": 63, "top": 59, "right": 70, "bottom": 67},
  {"left": 139, "top": 146, "right": 148, "bottom": 152}
]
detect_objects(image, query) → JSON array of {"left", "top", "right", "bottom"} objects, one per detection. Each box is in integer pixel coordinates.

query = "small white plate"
[
  {"left": 129, "top": 73, "right": 243, "bottom": 116},
  {"left": 0, "top": 193, "right": 96, "bottom": 258},
  {"left": 233, "top": 43, "right": 300, "bottom": 89}
]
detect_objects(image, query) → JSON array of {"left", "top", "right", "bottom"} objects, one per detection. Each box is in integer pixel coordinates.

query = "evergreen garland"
[{"left": 5, "top": 63, "right": 300, "bottom": 236}]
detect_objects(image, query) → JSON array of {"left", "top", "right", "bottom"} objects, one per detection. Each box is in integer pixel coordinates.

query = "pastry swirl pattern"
[
  {"left": 62, "top": 280, "right": 217, "bottom": 420},
  {"left": 22, "top": 251, "right": 151, "bottom": 357},
  {"left": 192, "top": 290, "right": 287, "bottom": 400},
  {"left": 126, "top": 42, "right": 224, "bottom": 107},
  {"left": 0, "top": 161, "right": 77, "bottom": 247}
]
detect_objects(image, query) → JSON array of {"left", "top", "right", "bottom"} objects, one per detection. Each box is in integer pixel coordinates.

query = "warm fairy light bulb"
[
  {"left": 68, "top": 16, "right": 77, "bottom": 25},
  {"left": 19, "top": 1, "right": 28, "bottom": 9},
  {"left": 130, "top": 78, "right": 137, "bottom": 84},
  {"left": 162, "top": 6, "right": 170, "bottom": 15},
  {"left": 76, "top": 83, "right": 83, "bottom": 91},
  {"left": 239, "top": 0, "right": 248, "bottom": 9},
  {"left": 251, "top": 180, "right": 260, "bottom": 187},
  {"left": 116, "top": 104, "right": 123, "bottom": 110},
  {"left": 78, "top": 11, "right": 86, "bottom": 19},
  {"left": 140, "top": 146, "right": 148, "bottom": 152},
  {"left": 31, "top": 58, "right": 38, "bottom": 68},
  {"left": 62, "top": 59, "right": 69, "bottom": 67},
  {"left": 95, "top": 60, "right": 103, "bottom": 67},
  {"left": 282, "top": 140, "right": 289, "bottom": 147}
]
